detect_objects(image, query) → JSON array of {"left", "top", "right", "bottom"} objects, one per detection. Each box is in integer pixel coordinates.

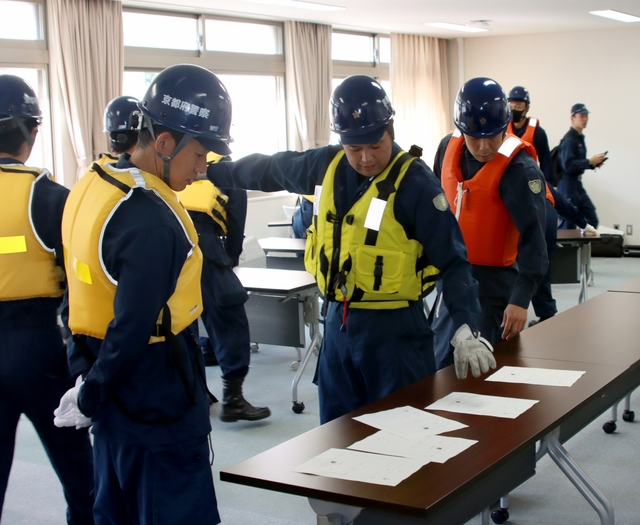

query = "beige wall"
[{"left": 457, "top": 26, "right": 640, "bottom": 238}]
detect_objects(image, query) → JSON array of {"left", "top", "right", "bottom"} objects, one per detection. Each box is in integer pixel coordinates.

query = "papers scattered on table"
[
  {"left": 426, "top": 392, "right": 539, "bottom": 419},
  {"left": 353, "top": 405, "right": 467, "bottom": 439},
  {"left": 294, "top": 448, "right": 425, "bottom": 487},
  {"left": 348, "top": 431, "right": 477, "bottom": 465},
  {"left": 486, "top": 366, "right": 586, "bottom": 387}
]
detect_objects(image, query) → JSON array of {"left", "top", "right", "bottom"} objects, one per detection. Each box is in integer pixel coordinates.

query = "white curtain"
[
  {"left": 390, "top": 33, "right": 449, "bottom": 166},
  {"left": 284, "top": 21, "right": 332, "bottom": 151},
  {"left": 47, "top": 0, "right": 123, "bottom": 184}
]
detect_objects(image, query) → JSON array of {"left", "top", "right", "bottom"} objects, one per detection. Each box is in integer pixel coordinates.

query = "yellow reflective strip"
[
  {"left": 73, "top": 257, "right": 93, "bottom": 285},
  {"left": 0, "top": 236, "right": 27, "bottom": 254}
]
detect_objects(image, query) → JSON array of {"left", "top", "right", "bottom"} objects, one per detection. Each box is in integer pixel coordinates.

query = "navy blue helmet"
[
  {"left": 454, "top": 77, "right": 510, "bottom": 138},
  {"left": 139, "top": 64, "right": 233, "bottom": 155},
  {"left": 330, "top": 75, "right": 394, "bottom": 145}
]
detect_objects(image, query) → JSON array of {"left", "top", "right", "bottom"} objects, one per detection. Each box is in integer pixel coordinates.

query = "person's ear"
[{"left": 155, "top": 131, "right": 175, "bottom": 156}]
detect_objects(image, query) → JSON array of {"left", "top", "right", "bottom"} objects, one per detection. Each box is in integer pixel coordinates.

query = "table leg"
[
  {"left": 578, "top": 242, "right": 591, "bottom": 303},
  {"left": 542, "top": 428, "right": 614, "bottom": 525},
  {"left": 291, "top": 294, "right": 322, "bottom": 413}
]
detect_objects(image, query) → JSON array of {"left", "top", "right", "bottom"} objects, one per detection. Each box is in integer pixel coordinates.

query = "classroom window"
[
  {"left": 123, "top": 71, "right": 286, "bottom": 159},
  {"left": 205, "top": 19, "right": 282, "bottom": 55},
  {"left": 332, "top": 32, "right": 374, "bottom": 62},
  {"left": 379, "top": 36, "right": 391, "bottom": 63},
  {"left": 0, "top": 0, "right": 42, "bottom": 40},
  {"left": 0, "top": 67, "right": 50, "bottom": 171},
  {"left": 123, "top": 11, "right": 198, "bottom": 50}
]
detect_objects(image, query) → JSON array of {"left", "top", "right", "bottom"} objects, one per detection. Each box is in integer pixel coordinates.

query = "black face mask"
[{"left": 511, "top": 109, "right": 525, "bottom": 123}]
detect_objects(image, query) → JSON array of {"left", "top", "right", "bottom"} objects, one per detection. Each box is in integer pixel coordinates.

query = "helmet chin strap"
[
  {"left": 144, "top": 115, "right": 194, "bottom": 186},
  {"left": 14, "top": 118, "right": 35, "bottom": 147}
]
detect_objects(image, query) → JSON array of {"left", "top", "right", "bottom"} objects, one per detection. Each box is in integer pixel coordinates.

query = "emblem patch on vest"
[
  {"left": 528, "top": 179, "right": 542, "bottom": 194},
  {"left": 433, "top": 193, "right": 449, "bottom": 211}
]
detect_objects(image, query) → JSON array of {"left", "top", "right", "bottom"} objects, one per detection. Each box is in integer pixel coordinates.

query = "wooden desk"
[
  {"left": 495, "top": 290, "right": 640, "bottom": 436},
  {"left": 608, "top": 276, "right": 640, "bottom": 294},
  {"left": 222, "top": 354, "right": 631, "bottom": 525},
  {"left": 234, "top": 267, "right": 321, "bottom": 413},
  {"left": 555, "top": 230, "right": 600, "bottom": 303},
  {"left": 258, "top": 237, "right": 307, "bottom": 270},
  {"left": 494, "top": 291, "right": 640, "bottom": 370}
]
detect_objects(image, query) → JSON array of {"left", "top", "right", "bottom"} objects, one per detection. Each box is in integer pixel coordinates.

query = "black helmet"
[
  {"left": 330, "top": 75, "right": 394, "bottom": 144},
  {"left": 454, "top": 77, "right": 510, "bottom": 139},
  {"left": 0, "top": 74, "right": 42, "bottom": 145}
]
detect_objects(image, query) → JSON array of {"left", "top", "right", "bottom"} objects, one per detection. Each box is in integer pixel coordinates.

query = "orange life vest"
[{"left": 441, "top": 131, "right": 538, "bottom": 267}]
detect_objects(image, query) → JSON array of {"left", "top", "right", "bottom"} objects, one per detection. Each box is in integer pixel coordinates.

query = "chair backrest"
[
  {"left": 282, "top": 205, "right": 298, "bottom": 221},
  {"left": 238, "top": 236, "right": 267, "bottom": 268}
]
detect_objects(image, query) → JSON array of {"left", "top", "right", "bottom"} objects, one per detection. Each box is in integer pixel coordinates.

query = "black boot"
[{"left": 220, "top": 379, "right": 271, "bottom": 423}]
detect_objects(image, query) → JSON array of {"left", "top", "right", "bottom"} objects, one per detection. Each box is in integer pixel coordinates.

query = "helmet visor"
[{"left": 338, "top": 125, "right": 386, "bottom": 145}]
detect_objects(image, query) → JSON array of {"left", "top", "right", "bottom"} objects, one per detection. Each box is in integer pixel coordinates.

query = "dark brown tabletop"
[
  {"left": 234, "top": 267, "right": 316, "bottom": 294},
  {"left": 221, "top": 354, "right": 631, "bottom": 523},
  {"left": 556, "top": 230, "right": 600, "bottom": 243},
  {"left": 494, "top": 291, "right": 640, "bottom": 370},
  {"left": 608, "top": 276, "right": 640, "bottom": 294},
  {"left": 258, "top": 237, "right": 306, "bottom": 254}
]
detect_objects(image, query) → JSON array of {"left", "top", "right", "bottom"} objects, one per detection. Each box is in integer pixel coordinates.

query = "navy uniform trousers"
[
  {"left": 317, "top": 301, "right": 436, "bottom": 424},
  {"left": 0, "top": 323, "right": 94, "bottom": 524}
]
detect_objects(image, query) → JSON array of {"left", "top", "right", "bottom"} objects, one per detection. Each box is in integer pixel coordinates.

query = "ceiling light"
[
  {"left": 424, "top": 22, "right": 488, "bottom": 33},
  {"left": 590, "top": 10, "right": 640, "bottom": 23},
  {"left": 241, "top": 0, "right": 345, "bottom": 11}
]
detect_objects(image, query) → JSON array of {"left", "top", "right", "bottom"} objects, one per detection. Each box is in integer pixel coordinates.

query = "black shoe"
[{"left": 220, "top": 379, "right": 271, "bottom": 423}]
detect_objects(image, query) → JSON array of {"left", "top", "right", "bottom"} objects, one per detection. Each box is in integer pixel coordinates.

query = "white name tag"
[
  {"left": 313, "top": 185, "right": 322, "bottom": 216},
  {"left": 364, "top": 198, "right": 387, "bottom": 231}
]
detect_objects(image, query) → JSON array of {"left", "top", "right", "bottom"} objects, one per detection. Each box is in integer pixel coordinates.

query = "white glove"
[
  {"left": 451, "top": 324, "right": 497, "bottom": 379},
  {"left": 580, "top": 224, "right": 598, "bottom": 236},
  {"left": 54, "top": 376, "right": 92, "bottom": 429}
]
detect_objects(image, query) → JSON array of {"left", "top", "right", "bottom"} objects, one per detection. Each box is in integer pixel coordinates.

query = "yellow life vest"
[
  {"left": 0, "top": 164, "right": 64, "bottom": 301},
  {"left": 95, "top": 152, "right": 119, "bottom": 167},
  {"left": 304, "top": 150, "right": 440, "bottom": 309},
  {"left": 62, "top": 162, "right": 203, "bottom": 341},
  {"left": 178, "top": 180, "right": 229, "bottom": 235}
]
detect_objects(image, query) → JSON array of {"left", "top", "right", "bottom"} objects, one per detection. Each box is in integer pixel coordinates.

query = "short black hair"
[
  {"left": 137, "top": 126, "right": 185, "bottom": 150},
  {"left": 385, "top": 120, "right": 395, "bottom": 141},
  {"left": 110, "top": 130, "right": 139, "bottom": 154},
  {"left": 0, "top": 117, "right": 38, "bottom": 157}
]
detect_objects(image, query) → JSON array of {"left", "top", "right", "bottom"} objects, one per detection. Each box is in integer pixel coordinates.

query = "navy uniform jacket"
[
  {"left": 206, "top": 142, "right": 481, "bottom": 332},
  {"left": 558, "top": 127, "right": 591, "bottom": 180},
  {"left": 510, "top": 120, "right": 554, "bottom": 184},
  {"left": 0, "top": 157, "right": 68, "bottom": 329},
  {"left": 433, "top": 135, "right": 547, "bottom": 309},
  {"left": 69, "top": 157, "right": 211, "bottom": 446},
  {"left": 509, "top": 123, "right": 589, "bottom": 228}
]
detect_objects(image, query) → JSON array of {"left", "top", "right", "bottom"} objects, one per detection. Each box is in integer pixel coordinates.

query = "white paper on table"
[
  {"left": 348, "top": 430, "right": 477, "bottom": 464},
  {"left": 353, "top": 405, "right": 467, "bottom": 439},
  {"left": 486, "top": 366, "right": 586, "bottom": 387},
  {"left": 294, "top": 448, "right": 424, "bottom": 487},
  {"left": 426, "top": 392, "right": 539, "bottom": 419}
]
